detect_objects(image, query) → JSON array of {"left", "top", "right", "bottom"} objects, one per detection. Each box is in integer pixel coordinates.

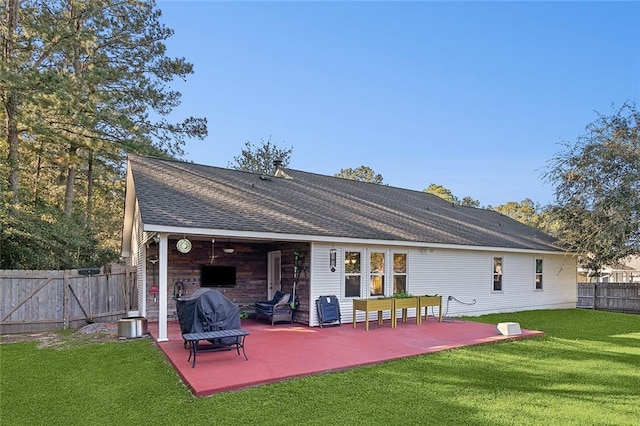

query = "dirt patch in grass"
[{"left": 0, "top": 322, "right": 135, "bottom": 349}]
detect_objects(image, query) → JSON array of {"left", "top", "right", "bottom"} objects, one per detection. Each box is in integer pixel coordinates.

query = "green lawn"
[{"left": 1, "top": 309, "right": 639, "bottom": 425}]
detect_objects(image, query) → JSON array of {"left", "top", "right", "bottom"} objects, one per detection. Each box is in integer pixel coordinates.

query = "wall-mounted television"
[{"left": 201, "top": 265, "right": 237, "bottom": 287}]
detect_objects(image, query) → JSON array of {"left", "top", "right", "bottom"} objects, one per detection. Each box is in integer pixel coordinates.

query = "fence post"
[{"left": 63, "top": 270, "right": 70, "bottom": 329}]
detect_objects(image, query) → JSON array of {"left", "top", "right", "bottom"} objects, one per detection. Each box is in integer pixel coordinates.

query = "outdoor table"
[{"left": 182, "top": 329, "right": 249, "bottom": 368}]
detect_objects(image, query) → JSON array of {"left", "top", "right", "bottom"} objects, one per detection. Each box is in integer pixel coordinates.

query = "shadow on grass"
[{"left": 1, "top": 309, "right": 639, "bottom": 425}]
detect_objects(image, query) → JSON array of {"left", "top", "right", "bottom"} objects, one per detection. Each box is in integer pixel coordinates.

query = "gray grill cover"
[{"left": 176, "top": 288, "right": 241, "bottom": 344}]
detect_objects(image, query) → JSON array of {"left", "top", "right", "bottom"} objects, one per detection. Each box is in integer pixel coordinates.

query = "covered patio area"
[{"left": 148, "top": 317, "right": 543, "bottom": 397}]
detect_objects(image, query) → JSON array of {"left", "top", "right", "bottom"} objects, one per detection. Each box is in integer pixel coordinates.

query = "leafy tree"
[
  {"left": 1, "top": 0, "right": 207, "bottom": 269},
  {"left": 424, "top": 183, "right": 480, "bottom": 207},
  {"left": 424, "top": 184, "right": 456, "bottom": 203},
  {"left": 335, "top": 166, "right": 383, "bottom": 184},
  {"left": 544, "top": 102, "right": 639, "bottom": 276},
  {"left": 493, "top": 199, "right": 543, "bottom": 228},
  {"left": 460, "top": 196, "right": 481, "bottom": 208},
  {"left": 0, "top": 205, "right": 114, "bottom": 269},
  {"left": 229, "top": 136, "right": 293, "bottom": 175}
]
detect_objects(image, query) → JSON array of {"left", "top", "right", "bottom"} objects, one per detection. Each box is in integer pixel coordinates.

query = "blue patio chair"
[{"left": 254, "top": 291, "right": 295, "bottom": 325}]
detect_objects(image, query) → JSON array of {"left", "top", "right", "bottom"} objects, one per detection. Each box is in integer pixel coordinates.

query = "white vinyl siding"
[
  {"left": 133, "top": 204, "right": 146, "bottom": 317},
  {"left": 309, "top": 243, "right": 577, "bottom": 327}
]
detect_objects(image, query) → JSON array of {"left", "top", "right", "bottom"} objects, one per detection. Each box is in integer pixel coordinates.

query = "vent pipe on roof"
[{"left": 273, "top": 159, "right": 291, "bottom": 179}]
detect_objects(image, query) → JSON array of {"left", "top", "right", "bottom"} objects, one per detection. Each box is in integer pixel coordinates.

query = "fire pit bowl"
[{"left": 117, "top": 316, "right": 148, "bottom": 339}]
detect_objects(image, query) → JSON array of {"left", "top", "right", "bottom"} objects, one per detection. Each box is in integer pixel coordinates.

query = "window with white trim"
[
  {"left": 393, "top": 253, "right": 407, "bottom": 294},
  {"left": 493, "top": 256, "right": 503, "bottom": 291},
  {"left": 535, "top": 258, "right": 543, "bottom": 290},
  {"left": 369, "top": 252, "right": 385, "bottom": 296},
  {"left": 344, "top": 251, "right": 361, "bottom": 298}
]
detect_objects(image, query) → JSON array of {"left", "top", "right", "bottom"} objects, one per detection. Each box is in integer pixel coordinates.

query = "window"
[
  {"left": 344, "top": 251, "right": 361, "bottom": 298},
  {"left": 369, "top": 252, "right": 385, "bottom": 296},
  {"left": 493, "top": 257, "right": 503, "bottom": 291},
  {"left": 535, "top": 258, "right": 543, "bottom": 290},
  {"left": 393, "top": 253, "right": 407, "bottom": 294}
]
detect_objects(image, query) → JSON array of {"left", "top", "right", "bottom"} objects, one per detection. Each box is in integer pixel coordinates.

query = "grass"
[{"left": 1, "top": 309, "right": 639, "bottom": 425}]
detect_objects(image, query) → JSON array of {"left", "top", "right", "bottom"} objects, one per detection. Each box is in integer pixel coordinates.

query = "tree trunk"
[
  {"left": 63, "top": 145, "right": 78, "bottom": 217},
  {"left": 33, "top": 140, "right": 45, "bottom": 205},
  {"left": 86, "top": 151, "right": 93, "bottom": 225},
  {"left": 63, "top": 2, "right": 83, "bottom": 218},
  {"left": 4, "top": 96, "right": 19, "bottom": 206},
  {"left": 3, "top": 0, "right": 21, "bottom": 209}
]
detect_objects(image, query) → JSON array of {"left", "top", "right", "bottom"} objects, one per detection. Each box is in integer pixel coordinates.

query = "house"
[
  {"left": 578, "top": 256, "right": 640, "bottom": 283},
  {"left": 121, "top": 155, "right": 577, "bottom": 341}
]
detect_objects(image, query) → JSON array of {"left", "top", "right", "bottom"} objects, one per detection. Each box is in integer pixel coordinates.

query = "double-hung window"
[
  {"left": 535, "top": 258, "right": 543, "bottom": 290},
  {"left": 493, "top": 256, "right": 503, "bottom": 291},
  {"left": 393, "top": 253, "right": 407, "bottom": 294},
  {"left": 369, "top": 252, "right": 385, "bottom": 296},
  {"left": 344, "top": 251, "right": 361, "bottom": 298}
]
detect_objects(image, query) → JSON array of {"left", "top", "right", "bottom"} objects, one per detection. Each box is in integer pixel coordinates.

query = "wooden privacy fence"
[
  {"left": 0, "top": 266, "right": 137, "bottom": 334},
  {"left": 577, "top": 282, "right": 640, "bottom": 314}
]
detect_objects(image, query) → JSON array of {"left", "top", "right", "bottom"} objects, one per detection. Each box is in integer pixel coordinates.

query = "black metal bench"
[{"left": 182, "top": 329, "right": 249, "bottom": 368}]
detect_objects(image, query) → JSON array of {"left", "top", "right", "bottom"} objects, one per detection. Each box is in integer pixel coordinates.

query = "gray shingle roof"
[{"left": 128, "top": 155, "right": 562, "bottom": 252}]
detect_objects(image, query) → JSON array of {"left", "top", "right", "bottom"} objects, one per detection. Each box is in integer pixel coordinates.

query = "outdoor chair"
[
  {"left": 316, "top": 295, "right": 341, "bottom": 327},
  {"left": 254, "top": 291, "right": 295, "bottom": 325}
]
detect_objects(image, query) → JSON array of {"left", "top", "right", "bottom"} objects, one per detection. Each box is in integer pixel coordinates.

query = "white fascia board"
[
  {"left": 120, "top": 161, "right": 137, "bottom": 258},
  {"left": 142, "top": 223, "right": 570, "bottom": 256},
  {"left": 309, "top": 239, "right": 569, "bottom": 255}
]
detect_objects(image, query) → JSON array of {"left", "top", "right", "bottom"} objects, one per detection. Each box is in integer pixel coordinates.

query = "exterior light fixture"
[
  {"left": 223, "top": 239, "right": 235, "bottom": 254},
  {"left": 329, "top": 249, "right": 337, "bottom": 272},
  {"left": 152, "top": 233, "right": 160, "bottom": 244},
  {"left": 210, "top": 239, "right": 217, "bottom": 263}
]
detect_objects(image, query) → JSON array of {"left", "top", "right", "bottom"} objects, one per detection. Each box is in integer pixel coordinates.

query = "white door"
[{"left": 267, "top": 250, "right": 282, "bottom": 300}]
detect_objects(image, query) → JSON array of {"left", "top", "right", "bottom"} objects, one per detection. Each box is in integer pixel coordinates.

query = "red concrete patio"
[{"left": 148, "top": 316, "right": 543, "bottom": 397}]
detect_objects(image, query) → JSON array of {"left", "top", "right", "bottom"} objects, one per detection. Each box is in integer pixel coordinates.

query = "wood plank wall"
[{"left": 144, "top": 240, "right": 311, "bottom": 324}]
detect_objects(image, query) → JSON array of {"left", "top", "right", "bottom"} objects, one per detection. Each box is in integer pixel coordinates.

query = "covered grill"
[{"left": 176, "top": 288, "right": 241, "bottom": 345}]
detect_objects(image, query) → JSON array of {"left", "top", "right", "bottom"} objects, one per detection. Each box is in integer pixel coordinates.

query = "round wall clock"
[{"left": 176, "top": 238, "right": 192, "bottom": 253}]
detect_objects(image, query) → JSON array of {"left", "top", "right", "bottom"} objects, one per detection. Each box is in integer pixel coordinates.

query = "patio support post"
[
  {"left": 157, "top": 233, "right": 169, "bottom": 342},
  {"left": 140, "top": 244, "right": 147, "bottom": 320}
]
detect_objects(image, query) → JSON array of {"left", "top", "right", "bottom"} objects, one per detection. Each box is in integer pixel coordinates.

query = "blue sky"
[{"left": 156, "top": 0, "right": 639, "bottom": 207}]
